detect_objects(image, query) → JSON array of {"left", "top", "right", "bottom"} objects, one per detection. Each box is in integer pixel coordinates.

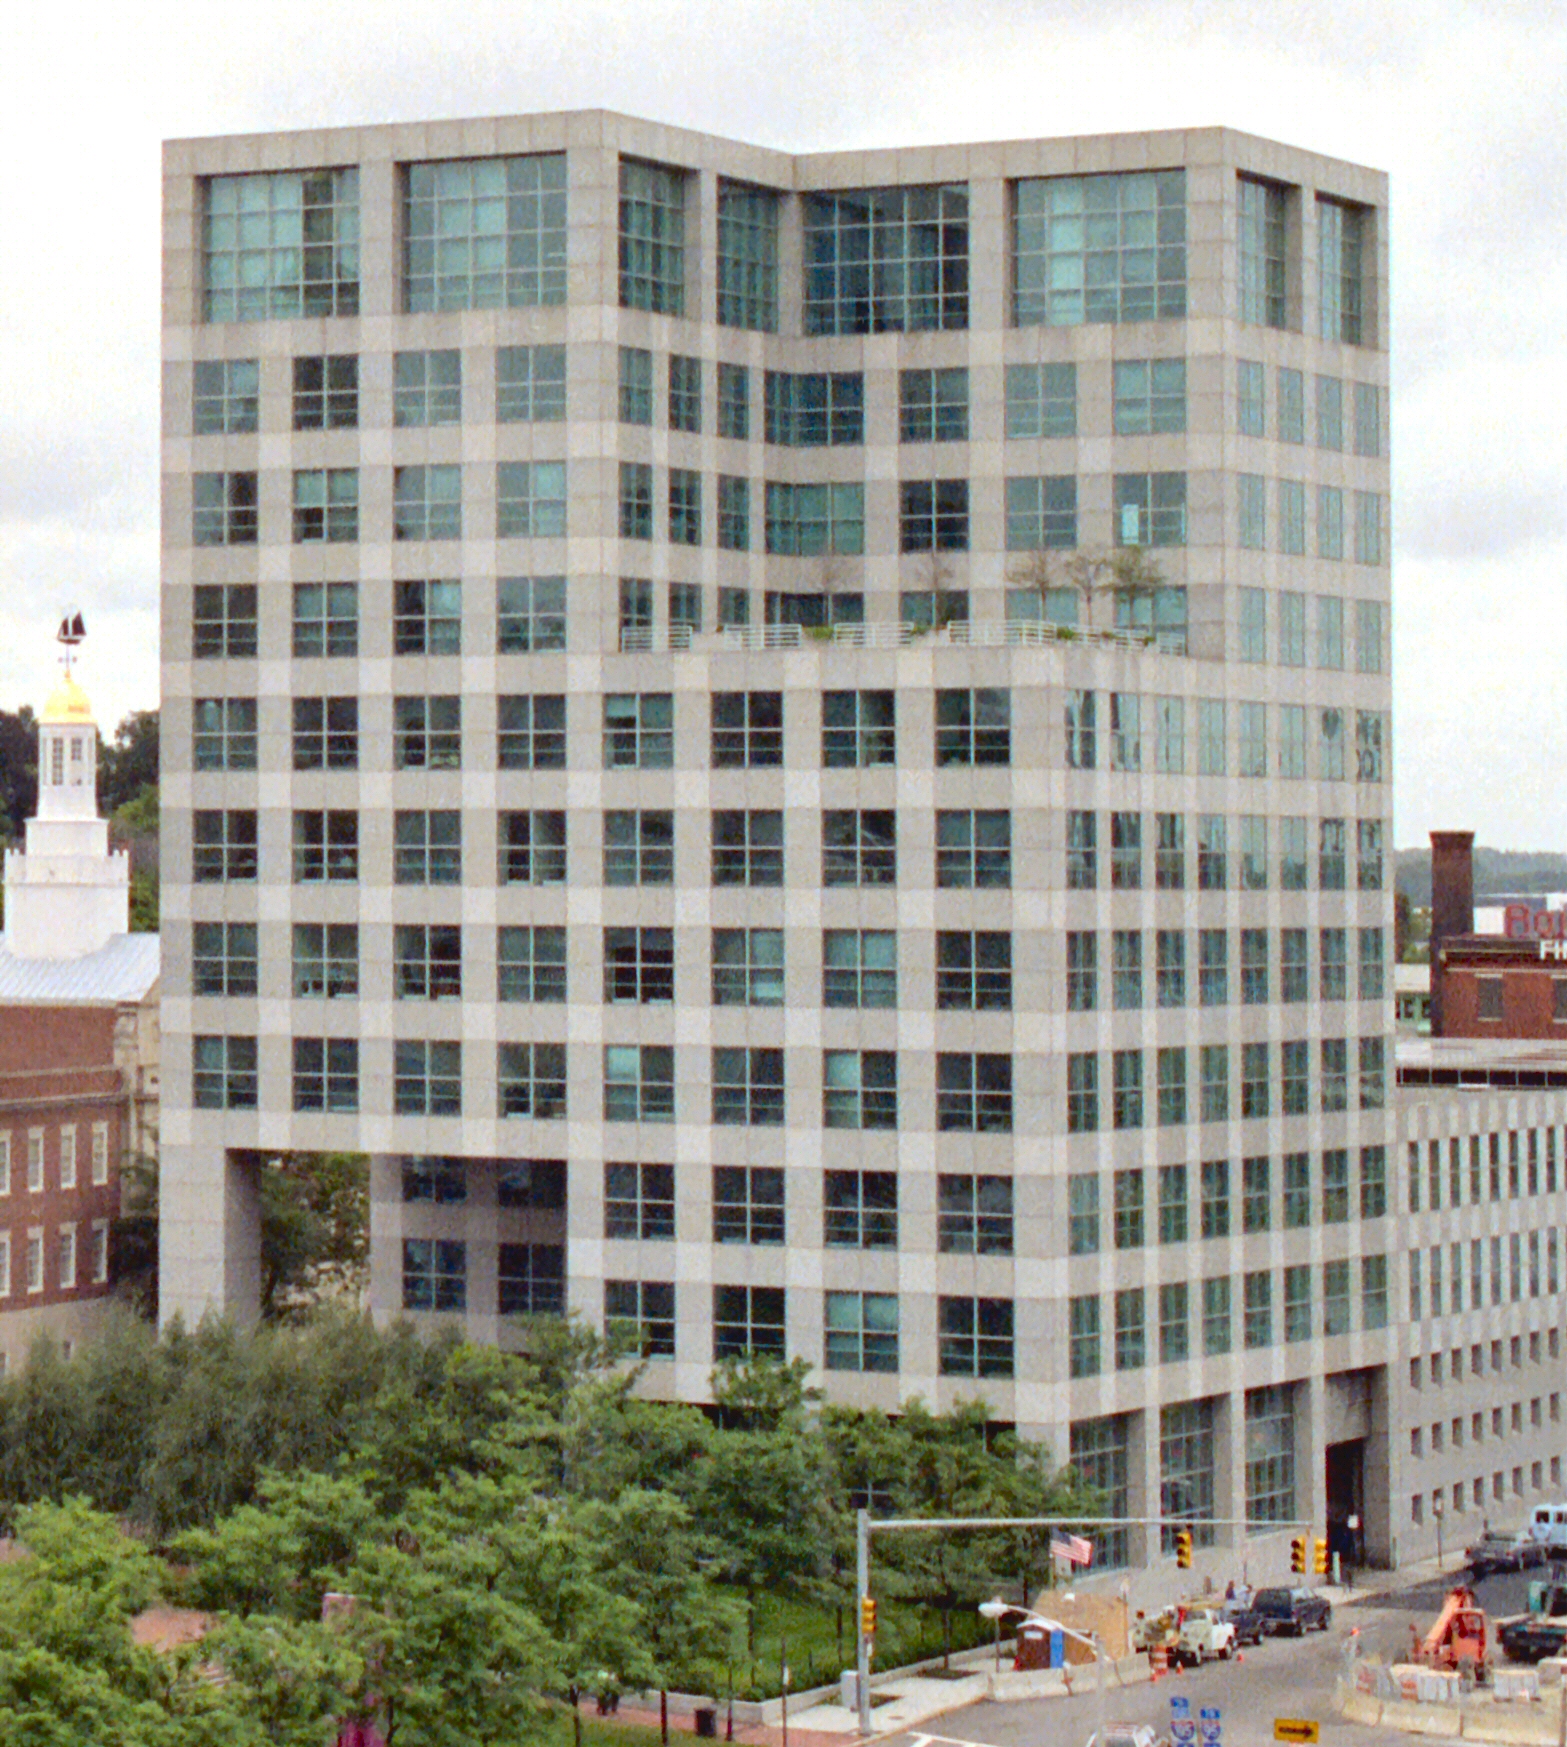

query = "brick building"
[{"left": 0, "top": 654, "right": 159, "bottom": 1373}]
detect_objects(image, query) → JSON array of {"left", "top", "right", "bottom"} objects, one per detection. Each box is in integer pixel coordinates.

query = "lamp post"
[
  {"left": 977, "top": 1600, "right": 1107, "bottom": 1745},
  {"left": 1433, "top": 1497, "right": 1444, "bottom": 1571}
]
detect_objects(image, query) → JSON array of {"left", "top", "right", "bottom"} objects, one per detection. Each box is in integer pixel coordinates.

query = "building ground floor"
[{"left": 159, "top": 1040, "right": 1567, "bottom": 1579}]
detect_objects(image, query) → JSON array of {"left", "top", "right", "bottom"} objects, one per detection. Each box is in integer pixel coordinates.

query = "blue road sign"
[{"left": 1171, "top": 1697, "right": 1191, "bottom": 1718}]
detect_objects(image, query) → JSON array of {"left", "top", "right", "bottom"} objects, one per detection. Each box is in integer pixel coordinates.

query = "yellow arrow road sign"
[{"left": 1273, "top": 1722, "right": 1319, "bottom": 1744}]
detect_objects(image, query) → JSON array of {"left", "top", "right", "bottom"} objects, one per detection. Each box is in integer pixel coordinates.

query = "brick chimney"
[{"left": 1429, "top": 831, "right": 1475, "bottom": 1038}]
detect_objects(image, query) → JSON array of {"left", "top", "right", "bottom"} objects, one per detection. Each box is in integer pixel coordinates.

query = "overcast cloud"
[{"left": 0, "top": 0, "right": 1561, "bottom": 844}]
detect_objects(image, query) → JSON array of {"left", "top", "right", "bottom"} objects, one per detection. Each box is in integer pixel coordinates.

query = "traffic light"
[
  {"left": 860, "top": 1595, "right": 877, "bottom": 1639},
  {"left": 1175, "top": 1528, "right": 1194, "bottom": 1569},
  {"left": 1290, "top": 1534, "right": 1308, "bottom": 1573},
  {"left": 1314, "top": 1537, "right": 1328, "bottom": 1575}
]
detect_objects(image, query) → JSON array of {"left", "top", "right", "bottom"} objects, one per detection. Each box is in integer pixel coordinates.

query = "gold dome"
[{"left": 40, "top": 674, "right": 95, "bottom": 725}]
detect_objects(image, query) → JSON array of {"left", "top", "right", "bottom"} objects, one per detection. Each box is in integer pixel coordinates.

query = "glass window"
[
  {"left": 717, "top": 362, "right": 750, "bottom": 438},
  {"left": 402, "top": 1239, "right": 466, "bottom": 1313},
  {"left": 603, "top": 692, "right": 672, "bottom": 769},
  {"left": 824, "top": 1291, "right": 899, "bottom": 1373},
  {"left": 713, "top": 1167, "right": 785, "bottom": 1246},
  {"left": 669, "top": 354, "right": 702, "bottom": 433},
  {"left": 290, "top": 923, "right": 357, "bottom": 999},
  {"left": 498, "top": 1243, "right": 565, "bottom": 1317},
  {"left": 717, "top": 181, "right": 780, "bottom": 331},
  {"left": 937, "top": 809, "right": 1010, "bottom": 888},
  {"left": 1237, "top": 358, "right": 1265, "bottom": 435},
  {"left": 717, "top": 475, "right": 750, "bottom": 552},
  {"left": 938, "top": 1175, "right": 1014, "bottom": 1255},
  {"left": 1353, "top": 382, "right": 1382, "bottom": 457},
  {"left": 293, "top": 582, "right": 357, "bottom": 657},
  {"left": 497, "top": 344, "right": 566, "bottom": 422},
  {"left": 822, "top": 810, "right": 895, "bottom": 887},
  {"left": 823, "top": 1050, "right": 897, "bottom": 1130},
  {"left": 604, "top": 926, "right": 675, "bottom": 1005},
  {"left": 822, "top": 689, "right": 894, "bottom": 767},
  {"left": 824, "top": 1171, "right": 898, "bottom": 1248},
  {"left": 1316, "top": 375, "right": 1344, "bottom": 450},
  {"left": 1238, "top": 176, "right": 1287, "bottom": 327},
  {"left": 1005, "top": 475, "right": 1076, "bottom": 549},
  {"left": 764, "top": 371, "right": 863, "bottom": 446},
  {"left": 393, "top": 923, "right": 463, "bottom": 1001},
  {"left": 393, "top": 349, "right": 460, "bottom": 426},
  {"left": 395, "top": 809, "right": 461, "bottom": 884},
  {"left": 603, "top": 1045, "right": 675, "bottom": 1124},
  {"left": 712, "top": 928, "right": 785, "bottom": 1007},
  {"left": 1114, "top": 472, "right": 1186, "bottom": 546},
  {"left": 193, "top": 359, "right": 259, "bottom": 434},
  {"left": 601, "top": 809, "right": 673, "bottom": 886},
  {"left": 393, "top": 694, "right": 461, "bottom": 769},
  {"left": 497, "top": 925, "right": 567, "bottom": 1003},
  {"left": 497, "top": 461, "right": 566, "bottom": 539},
  {"left": 193, "top": 921, "right": 259, "bottom": 997},
  {"left": 668, "top": 468, "right": 702, "bottom": 546},
  {"left": 405, "top": 154, "right": 566, "bottom": 311},
  {"left": 764, "top": 481, "right": 864, "bottom": 555},
  {"left": 1318, "top": 485, "right": 1345, "bottom": 559},
  {"left": 1318, "top": 197, "right": 1366, "bottom": 344},
  {"left": 936, "top": 688, "right": 1009, "bottom": 765},
  {"left": 899, "top": 479, "right": 969, "bottom": 552},
  {"left": 712, "top": 810, "right": 784, "bottom": 887},
  {"left": 393, "top": 1040, "right": 462, "bottom": 1116},
  {"left": 497, "top": 693, "right": 565, "bottom": 771},
  {"left": 939, "top": 1297, "right": 1015, "bottom": 1378},
  {"left": 193, "top": 472, "right": 258, "bottom": 546},
  {"left": 193, "top": 583, "right": 258, "bottom": 659},
  {"left": 1015, "top": 170, "right": 1185, "bottom": 326},
  {"left": 824, "top": 930, "right": 897, "bottom": 1008},
  {"left": 605, "top": 1280, "right": 675, "bottom": 1357},
  {"left": 203, "top": 168, "right": 359, "bottom": 322},
  {"left": 712, "top": 1048, "right": 785, "bottom": 1127},
  {"left": 1113, "top": 359, "right": 1186, "bottom": 433},
  {"left": 714, "top": 1285, "right": 786, "bottom": 1360},
  {"left": 393, "top": 579, "right": 462, "bottom": 656},
  {"left": 620, "top": 158, "right": 686, "bottom": 314},
  {"left": 618, "top": 346, "right": 653, "bottom": 424},
  {"left": 193, "top": 697, "right": 257, "bottom": 771},
  {"left": 1005, "top": 361, "right": 1076, "bottom": 439},
  {"left": 390, "top": 465, "right": 460, "bottom": 541},
  {"left": 497, "top": 576, "right": 566, "bottom": 653},
  {"left": 804, "top": 184, "right": 969, "bottom": 335},
  {"left": 1238, "top": 473, "right": 1266, "bottom": 549},
  {"left": 289, "top": 1034, "right": 358, "bottom": 1118},
  {"left": 900, "top": 367, "right": 969, "bottom": 442},
  {"left": 292, "top": 468, "right": 358, "bottom": 543},
  {"left": 192, "top": 809, "right": 258, "bottom": 883},
  {"left": 937, "top": 1054, "right": 1013, "bottom": 1132}
]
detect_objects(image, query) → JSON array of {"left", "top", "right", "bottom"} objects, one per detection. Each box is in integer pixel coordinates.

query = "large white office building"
[{"left": 160, "top": 112, "right": 1397, "bottom": 1568}]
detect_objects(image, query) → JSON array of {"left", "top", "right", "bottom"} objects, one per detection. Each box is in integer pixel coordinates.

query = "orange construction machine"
[{"left": 1411, "top": 1586, "right": 1489, "bottom": 1679}]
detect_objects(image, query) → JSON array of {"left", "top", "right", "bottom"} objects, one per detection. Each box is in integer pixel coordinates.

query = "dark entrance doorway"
[{"left": 1326, "top": 1438, "right": 1365, "bottom": 1568}]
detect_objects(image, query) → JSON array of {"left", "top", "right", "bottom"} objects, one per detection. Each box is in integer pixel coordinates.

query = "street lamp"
[
  {"left": 1433, "top": 1497, "right": 1444, "bottom": 1570},
  {"left": 977, "top": 1599, "right": 1108, "bottom": 1745}
]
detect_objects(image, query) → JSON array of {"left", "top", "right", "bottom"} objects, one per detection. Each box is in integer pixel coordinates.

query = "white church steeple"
[{"left": 1, "top": 623, "right": 130, "bottom": 960}]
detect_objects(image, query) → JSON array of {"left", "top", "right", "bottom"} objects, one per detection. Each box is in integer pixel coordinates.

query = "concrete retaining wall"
[{"left": 1338, "top": 1676, "right": 1564, "bottom": 1744}]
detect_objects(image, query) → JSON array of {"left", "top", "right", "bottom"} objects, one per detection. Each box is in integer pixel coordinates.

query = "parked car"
[
  {"left": 1253, "top": 1586, "right": 1332, "bottom": 1636},
  {"left": 1467, "top": 1528, "right": 1547, "bottom": 1579},
  {"left": 1219, "top": 1596, "right": 1266, "bottom": 1645}
]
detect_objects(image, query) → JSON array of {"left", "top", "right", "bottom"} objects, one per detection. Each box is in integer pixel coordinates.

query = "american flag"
[{"left": 1051, "top": 1533, "right": 1094, "bottom": 1567}]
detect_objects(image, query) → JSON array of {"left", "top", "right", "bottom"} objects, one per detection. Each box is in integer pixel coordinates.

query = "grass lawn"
[{"left": 719, "top": 1588, "right": 992, "bottom": 1699}]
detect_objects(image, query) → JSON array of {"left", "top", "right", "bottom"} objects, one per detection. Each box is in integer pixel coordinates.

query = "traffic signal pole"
[{"left": 851, "top": 1511, "right": 1318, "bottom": 1736}]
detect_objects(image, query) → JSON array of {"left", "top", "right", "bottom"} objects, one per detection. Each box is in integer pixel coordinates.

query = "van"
[{"left": 1528, "top": 1504, "right": 1567, "bottom": 1554}]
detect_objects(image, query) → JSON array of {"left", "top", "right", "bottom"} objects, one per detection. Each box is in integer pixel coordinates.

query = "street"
[{"left": 881, "top": 1566, "right": 1554, "bottom": 1747}]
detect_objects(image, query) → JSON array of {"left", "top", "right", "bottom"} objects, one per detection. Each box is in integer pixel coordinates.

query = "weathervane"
[{"left": 56, "top": 610, "right": 86, "bottom": 677}]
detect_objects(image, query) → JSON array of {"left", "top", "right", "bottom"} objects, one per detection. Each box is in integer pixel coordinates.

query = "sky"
[{"left": 0, "top": 0, "right": 1561, "bottom": 846}]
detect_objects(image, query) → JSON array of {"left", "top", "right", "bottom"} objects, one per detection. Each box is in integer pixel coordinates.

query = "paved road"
[
  {"left": 875, "top": 1565, "right": 1567, "bottom": 1747},
  {"left": 879, "top": 1568, "right": 1560, "bottom": 1747}
]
